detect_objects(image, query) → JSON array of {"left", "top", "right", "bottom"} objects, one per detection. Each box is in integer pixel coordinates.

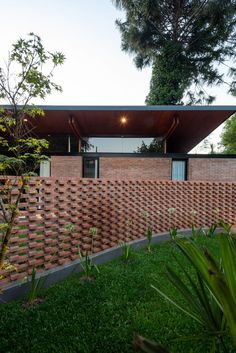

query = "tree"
[
  {"left": 0, "top": 33, "right": 65, "bottom": 282},
  {"left": 220, "top": 113, "right": 236, "bottom": 153},
  {"left": 136, "top": 139, "right": 163, "bottom": 152},
  {"left": 112, "top": 0, "right": 236, "bottom": 106}
]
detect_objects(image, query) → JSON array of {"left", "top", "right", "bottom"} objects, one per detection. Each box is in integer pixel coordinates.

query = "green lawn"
[{"left": 0, "top": 236, "right": 234, "bottom": 353}]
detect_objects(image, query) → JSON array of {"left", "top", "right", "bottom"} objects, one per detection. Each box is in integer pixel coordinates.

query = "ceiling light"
[{"left": 120, "top": 116, "right": 127, "bottom": 124}]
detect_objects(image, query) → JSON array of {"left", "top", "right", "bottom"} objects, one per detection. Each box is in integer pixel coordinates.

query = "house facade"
[
  {"left": 48, "top": 153, "right": 236, "bottom": 182},
  {"left": 3, "top": 105, "right": 236, "bottom": 181}
]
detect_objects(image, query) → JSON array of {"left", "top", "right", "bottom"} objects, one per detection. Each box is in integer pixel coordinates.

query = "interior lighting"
[{"left": 120, "top": 116, "right": 127, "bottom": 124}]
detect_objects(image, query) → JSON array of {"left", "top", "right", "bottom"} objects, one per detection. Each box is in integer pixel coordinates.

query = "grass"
[{"left": 0, "top": 236, "right": 235, "bottom": 353}]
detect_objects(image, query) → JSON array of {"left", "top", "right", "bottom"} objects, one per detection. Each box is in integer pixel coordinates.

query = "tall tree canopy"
[
  {"left": 112, "top": 0, "right": 236, "bottom": 105},
  {"left": 220, "top": 113, "right": 236, "bottom": 153}
]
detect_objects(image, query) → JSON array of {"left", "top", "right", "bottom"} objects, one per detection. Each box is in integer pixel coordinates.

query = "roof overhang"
[{"left": 2, "top": 105, "right": 236, "bottom": 153}]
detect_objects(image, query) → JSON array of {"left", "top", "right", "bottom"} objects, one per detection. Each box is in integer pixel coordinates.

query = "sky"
[{"left": 0, "top": 0, "right": 236, "bottom": 151}]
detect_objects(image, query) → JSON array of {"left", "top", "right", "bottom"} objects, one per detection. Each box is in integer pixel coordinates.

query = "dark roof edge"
[
  {"left": 49, "top": 152, "right": 236, "bottom": 158},
  {"left": 1, "top": 105, "right": 236, "bottom": 112}
]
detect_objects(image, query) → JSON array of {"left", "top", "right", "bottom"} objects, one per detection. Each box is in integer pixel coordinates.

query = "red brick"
[
  {"left": 100, "top": 157, "right": 171, "bottom": 179},
  {"left": 51, "top": 156, "right": 82, "bottom": 177},
  {"left": 188, "top": 158, "right": 236, "bottom": 181}
]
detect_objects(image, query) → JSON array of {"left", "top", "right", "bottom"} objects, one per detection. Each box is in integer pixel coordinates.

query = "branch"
[{"left": 0, "top": 195, "right": 9, "bottom": 223}]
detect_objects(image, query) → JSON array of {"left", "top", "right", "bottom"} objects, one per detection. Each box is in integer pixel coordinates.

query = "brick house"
[{"left": 6, "top": 105, "right": 236, "bottom": 181}]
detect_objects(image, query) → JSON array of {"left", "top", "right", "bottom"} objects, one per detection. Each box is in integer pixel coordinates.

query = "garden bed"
[{"left": 0, "top": 235, "right": 234, "bottom": 353}]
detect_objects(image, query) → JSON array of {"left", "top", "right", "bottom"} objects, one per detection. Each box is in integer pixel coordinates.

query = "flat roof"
[{"left": 2, "top": 105, "right": 236, "bottom": 153}]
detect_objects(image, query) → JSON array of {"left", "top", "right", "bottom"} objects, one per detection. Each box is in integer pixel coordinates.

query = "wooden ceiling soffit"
[
  {"left": 163, "top": 115, "right": 179, "bottom": 153},
  {"left": 68, "top": 115, "right": 83, "bottom": 140}
]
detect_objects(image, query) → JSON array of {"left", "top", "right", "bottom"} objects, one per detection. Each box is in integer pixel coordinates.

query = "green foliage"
[
  {"left": 119, "top": 240, "right": 132, "bottom": 261},
  {"left": 78, "top": 247, "right": 99, "bottom": 279},
  {"left": 146, "top": 45, "right": 191, "bottom": 105},
  {"left": 169, "top": 227, "right": 178, "bottom": 240},
  {"left": 1, "top": 237, "right": 234, "bottom": 353},
  {"left": 202, "top": 224, "right": 217, "bottom": 238},
  {"left": 148, "top": 225, "right": 236, "bottom": 352},
  {"left": 1, "top": 33, "right": 65, "bottom": 101},
  {"left": 136, "top": 139, "right": 163, "bottom": 153},
  {"left": 143, "top": 211, "right": 153, "bottom": 252},
  {"left": 112, "top": 1, "right": 236, "bottom": 106},
  {"left": 119, "top": 218, "right": 134, "bottom": 260},
  {"left": 220, "top": 114, "right": 236, "bottom": 154},
  {"left": 0, "top": 33, "right": 64, "bottom": 282},
  {"left": 146, "top": 227, "right": 153, "bottom": 253},
  {"left": 26, "top": 266, "right": 45, "bottom": 304},
  {"left": 77, "top": 227, "right": 99, "bottom": 280},
  {"left": 0, "top": 33, "right": 65, "bottom": 176},
  {"left": 64, "top": 223, "right": 76, "bottom": 233}
]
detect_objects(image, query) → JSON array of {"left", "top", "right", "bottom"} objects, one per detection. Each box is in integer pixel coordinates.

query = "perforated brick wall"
[{"left": 1, "top": 178, "right": 236, "bottom": 285}]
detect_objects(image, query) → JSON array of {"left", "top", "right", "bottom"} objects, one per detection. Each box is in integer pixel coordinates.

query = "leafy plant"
[
  {"left": 119, "top": 219, "right": 134, "bottom": 261},
  {"left": 64, "top": 223, "right": 76, "bottom": 233},
  {"left": 78, "top": 226, "right": 99, "bottom": 280},
  {"left": 78, "top": 247, "right": 99, "bottom": 280},
  {"left": 191, "top": 224, "right": 217, "bottom": 240},
  {"left": 26, "top": 266, "right": 45, "bottom": 305},
  {"left": 89, "top": 226, "right": 97, "bottom": 253},
  {"left": 0, "top": 33, "right": 65, "bottom": 284},
  {"left": 143, "top": 211, "right": 153, "bottom": 252},
  {"left": 169, "top": 227, "right": 178, "bottom": 240},
  {"left": 138, "top": 225, "right": 236, "bottom": 353},
  {"left": 203, "top": 223, "right": 217, "bottom": 238},
  {"left": 146, "top": 227, "right": 153, "bottom": 253},
  {"left": 119, "top": 240, "right": 132, "bottom": 261}
]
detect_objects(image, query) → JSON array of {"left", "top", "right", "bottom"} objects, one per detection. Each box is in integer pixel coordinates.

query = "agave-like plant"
[
  {"left": 78, "top": 246, "right": 99, "bottom": 279},
  {"left": 78, "top": 227, "right": 100, "bottom": 280},
  {"left": 134, "top": 224, "right": 236, "bottom": 353},
  {"left": 119, "top": 240, "right": 132, "bottom": 261},
  {"left": 26, "top": 266, "right": 45, "bottom": 304}
]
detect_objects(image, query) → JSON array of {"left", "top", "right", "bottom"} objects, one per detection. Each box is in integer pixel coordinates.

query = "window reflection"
[{"left": 89, "top": 137, "right": 160, "bottom": 153}]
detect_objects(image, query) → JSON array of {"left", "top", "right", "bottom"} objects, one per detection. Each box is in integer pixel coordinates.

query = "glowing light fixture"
[{"left": 120, "top": 116, "right": 127, "bottom": 124}]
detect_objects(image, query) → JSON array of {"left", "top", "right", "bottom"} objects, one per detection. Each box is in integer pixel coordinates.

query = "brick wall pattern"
[
  {"left": 99, "top": 157, "right": 171, "bottom": 179},
  {"left": 1, "top": 177, "right": 236, "bottom": 286},
  {"left": 50, "top": 156, "right": 236, "bottom": 182},
  {"left": 51, "top": 156, "right": 82, "bottom": 177},
  {"left": 188, "top": 158, "right": 236, "bottom": 181}
]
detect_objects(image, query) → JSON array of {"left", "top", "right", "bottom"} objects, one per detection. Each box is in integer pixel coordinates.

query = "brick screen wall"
[
  {"left": 100, "top": 157, "right": 171, "bottom": 179},
  {"left": 1, "top": 177, "right": 235, "bottom": 286},
  {"left": 51, "top": 156, "right": 82, "bottom": 177},
  {"left": 188, "top": 158, "right": 236, "bottom": 181}
]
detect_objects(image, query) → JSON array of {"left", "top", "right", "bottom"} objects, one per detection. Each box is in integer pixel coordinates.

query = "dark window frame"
[
  {"left": 83, "top": 157, "right": 99, "bottom": 178},
  {"left": 171, "top": 159, "right": 188, "bottom": 181}
]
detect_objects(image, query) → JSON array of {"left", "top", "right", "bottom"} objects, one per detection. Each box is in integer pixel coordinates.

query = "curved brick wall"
[{"left": 1, "top": 178, "right": 236, "bottom": 286}]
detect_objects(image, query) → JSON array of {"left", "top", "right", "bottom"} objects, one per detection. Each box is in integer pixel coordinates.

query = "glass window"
[
  {"left": 83, "top": 158, "right": 99, "bottom": 178},
  {"left": 46, "top": 134, "right": 78, "bottom": 153},
  {"left": 172, "top": 160, "right": 187, "bottom": 181},
  {"left": 88, "top": 137, "right": 161, "bottom": 153},
  {"left": 40, "top": 160, "right": 51, "bottom": 177}
]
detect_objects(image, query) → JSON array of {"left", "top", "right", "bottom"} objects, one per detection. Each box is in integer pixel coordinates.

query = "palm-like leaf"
[{"left": 175, "top": 235, "right": 236, "bottom": 345}]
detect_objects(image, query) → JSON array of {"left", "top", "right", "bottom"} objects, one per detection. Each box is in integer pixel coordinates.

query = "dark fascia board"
[
  {"left": 1, "top": 104, "right": 236, "bottom": 112},
  {"left": 48, "top": 152, "right": 236, "bottom": 159}
]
